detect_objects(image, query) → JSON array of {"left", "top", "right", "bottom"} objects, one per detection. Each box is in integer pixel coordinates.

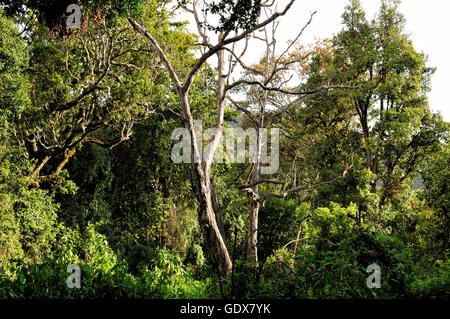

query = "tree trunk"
[
  {"left": 246, "top": 151, "right": 261, "bottom": 265},
  {"left": 194, "top": 167, "right": 233, "bottom": 275},
  {"left": 180, "top": 92, "right": 232, "bottom": 276},
  {"left": 211, "top": 177, "right": 227, "bottom": 241},
  {"left": 246, "top": 105, "right": 264, "bottom": 265},
  {"left": 247, "top": 200, "right": 260, "bottom": 264}
]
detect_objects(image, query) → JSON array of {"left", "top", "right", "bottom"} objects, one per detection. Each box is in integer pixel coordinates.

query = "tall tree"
[
  {"left": 303, "top": 0, "right": 446, "bottom": 206},
  {"left": 11, "top": 5, "right": 187, "bottom": 184},
  {"left": 128, "top": 0, "right": 298, "bottom": 274},
  {"left": 229, "top": 11, "right": 354, "bottom": 264}
]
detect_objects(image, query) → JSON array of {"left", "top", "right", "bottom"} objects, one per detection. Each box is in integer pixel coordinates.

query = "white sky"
[{"left": 179, "top": 0, "right": 450, "bottom": 121}]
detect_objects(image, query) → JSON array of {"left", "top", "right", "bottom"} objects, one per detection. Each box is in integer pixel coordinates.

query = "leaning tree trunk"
[
  {"left": 180, "top": 93, "right": 232, "bottom": 276},
  {"left": 193, "top": 168, "right": 233, "bottom": 275}
]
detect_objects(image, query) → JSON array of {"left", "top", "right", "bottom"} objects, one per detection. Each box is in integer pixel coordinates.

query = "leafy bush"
[
  {"left": 228, "top": 202, "right": 417, "bottom": 299},
  {"left": 0, "top": 224, "right": 213, "bottom": 299},
  {"left": 0, "top": 147, "right": 60, "bottom": 275},
  {"left": 411, "top": 251, "right": 450, "bottom": 298}
]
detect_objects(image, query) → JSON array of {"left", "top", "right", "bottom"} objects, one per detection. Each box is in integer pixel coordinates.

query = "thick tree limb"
[{"left": 128, "top": 19, "right": 182, "bottom": 91}]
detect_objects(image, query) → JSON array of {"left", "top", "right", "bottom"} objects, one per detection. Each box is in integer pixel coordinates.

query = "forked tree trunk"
[{"left": 180, "top": 94, "right": 232, "bottom": 276}]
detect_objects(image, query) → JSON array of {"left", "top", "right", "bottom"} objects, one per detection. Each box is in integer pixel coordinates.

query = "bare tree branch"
[
  {"left": 182, "top": 0, "right": 297, "bottom": 92},
  {"left": 227, "top": 97, "right": 259, "bottom": 125}
]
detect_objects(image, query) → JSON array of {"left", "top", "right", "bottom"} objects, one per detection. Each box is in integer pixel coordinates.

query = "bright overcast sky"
[{"left": 180, "top": 0, "right": 450, "bottom": 121}]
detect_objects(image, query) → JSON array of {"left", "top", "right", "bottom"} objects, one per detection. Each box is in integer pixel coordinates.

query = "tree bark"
[
  {"left": 211, "top": 177, "right": 227, "bottom": 240},
  {"left": 179, "top": 91, "right": 233, "bottom": 276},
  {"left": 247, "top": 200, "right": 260, "bottom": 264},
  {"left": 246, "top": 129, "right": 262, "bottom": 265},
  {"left": 194, "top": 170, "right": 232, "bottom": 275}
]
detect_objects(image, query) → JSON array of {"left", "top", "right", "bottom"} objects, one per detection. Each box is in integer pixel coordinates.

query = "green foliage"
[
  {"left": 411, "top": 251, "right": 450, "bottom": 298},
  {"left": 258, "top": 247, "right": 374, "bottom": 299},
  {"left": 0, "top": 224, "right": 212, "bottom": 298},
  {"left": 227, "top": 202, "right": 418, "bottom": 299},
  {"left": 0, "top": 0, "right": 144, "bottom": 30},
  {"left": 421, "top": 144, "right": 450, "bottom": 225},
  {"left": 203, "top": 0, "right": 262, "bottom": 34},
  {"left": 0, "top": 0, "right": 448, "bottom": 300},
  {"left": 185, "top": 243, "right": 206, "bottom": 270},
  {"left": 0, "top": 9, "right": 31, "bottom": 139},
  {"left": 0, "top": 146, "right": 60, "bottom": 275},
  {"left": 301, "top": 0, "right": 446, "bottom": 207},
  {"left": 258, "top": 198, "right": 304, "bottom": 261}
]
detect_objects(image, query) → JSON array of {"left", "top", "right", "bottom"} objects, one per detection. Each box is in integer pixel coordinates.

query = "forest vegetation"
[{"left": 0, "top": 0, "right": 448, "bottom": 298}]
